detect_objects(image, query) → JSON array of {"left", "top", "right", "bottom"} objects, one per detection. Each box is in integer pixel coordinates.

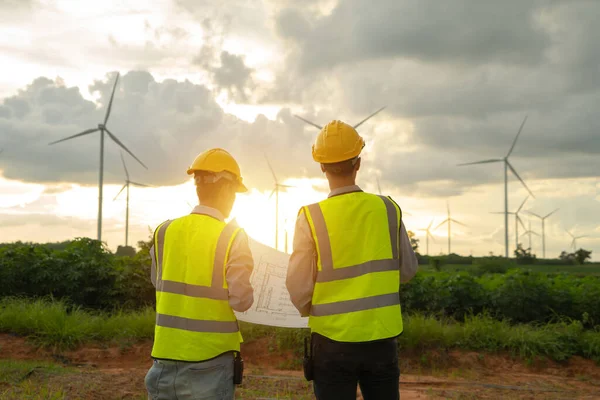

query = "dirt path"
[{"left": 1, "top": 334, "right": 599, "bottom": 399}]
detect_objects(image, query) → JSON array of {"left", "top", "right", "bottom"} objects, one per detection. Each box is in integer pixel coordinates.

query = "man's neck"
[{"left": 328, "top": 178, "right": 357, "bottom": 192}]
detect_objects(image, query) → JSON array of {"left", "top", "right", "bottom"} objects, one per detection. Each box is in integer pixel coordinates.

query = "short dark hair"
[{"left": 321, "top": 157, "right": 359, "bottom": 176}]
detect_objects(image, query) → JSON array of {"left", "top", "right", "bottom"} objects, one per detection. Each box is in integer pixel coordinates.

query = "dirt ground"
[{"left": 1, "top": 334, "right": 600, "bottom": 399}]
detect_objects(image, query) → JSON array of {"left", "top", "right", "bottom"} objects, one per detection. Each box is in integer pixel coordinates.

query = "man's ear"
[
  {"left": 356, "top": 157, "right": 362, "bottom": 172},
  {"left": 320, "top": 164, "right": 326, "bottom": 173}
]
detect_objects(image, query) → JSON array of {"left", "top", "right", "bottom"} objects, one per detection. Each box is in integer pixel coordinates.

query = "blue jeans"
[{"left": 145, "top": 353, "right": 235, "bottom": 400}]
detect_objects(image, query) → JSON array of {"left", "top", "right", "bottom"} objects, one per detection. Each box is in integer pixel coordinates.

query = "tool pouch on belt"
[
  {"left": 233, "top": 351, "right": 244, "bottom": 385},
  {"left": 303, "top": 336, "right": 314, "bottom": 381}
]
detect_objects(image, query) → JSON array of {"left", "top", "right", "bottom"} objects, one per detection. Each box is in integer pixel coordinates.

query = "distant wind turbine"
[
  {"left": 520, "top": 220, "right": 540, "bottom": 253},
  {"left": 566, "top": 229, "right": 587, "bottom": 251},
  {"left": 434, "top": 202, "right": 467, "bottom": 255},
  {"left": 114, "top": 152, "right": 151, "bottom": 247},
  {"left": 418, "top": 219, "right": 436, "bottom": 255},
  {"left": 491, "top": 196, "right": 529, "bottom": 253},
  {"left": 49, "top": 72, "right": 147, "bottom": 241},
  {"left": 458, "top": 116, "right": 534, "bottom": 258},
  {"left": 526, "top": 209, "right": 559, "bottom": 258},
  {"left": 265, "top": 154, "right": 294, "bottom": 251},
  {"left": 375, "top": 175, "right": 411, "bottom": 215},
  {"left": 294, "top": 106, "right": 386, "bottom": 131}
]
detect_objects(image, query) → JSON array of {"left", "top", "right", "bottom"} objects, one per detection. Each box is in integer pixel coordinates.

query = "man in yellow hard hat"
[
  {"left": 145, "top": 148, "right": 254, "bottom": 400},
  {"left": 287, "top": 116, "right": 418, "bottom": 400}
]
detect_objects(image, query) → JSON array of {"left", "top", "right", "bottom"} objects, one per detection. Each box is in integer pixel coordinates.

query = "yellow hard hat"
[
  {"left": 187, "top": 148, "right": 248, "bottom": 192},
  {"left": 312, "top": 120, "right": 365, "bottom": 164}
]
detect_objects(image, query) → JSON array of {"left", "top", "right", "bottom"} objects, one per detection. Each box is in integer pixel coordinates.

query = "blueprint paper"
[{"left": 234, "top": 237, "right": 309, "bottom": 329}]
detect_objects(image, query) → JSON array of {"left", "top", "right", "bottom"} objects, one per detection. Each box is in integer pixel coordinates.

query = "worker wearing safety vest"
[
  {"left": 286, "top": 119, "right": 418, "bottom": 400},
  {"left": 145, "top": 148, "right": 254, "bottom": 400}
]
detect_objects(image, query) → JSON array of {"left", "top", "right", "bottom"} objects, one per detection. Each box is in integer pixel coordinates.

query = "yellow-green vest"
[
  {"left": 151, "top": 213, "right": 243, "bottom": 361},
  {"left": 303, "top": 191, "right": 403, "bottom": 342}
]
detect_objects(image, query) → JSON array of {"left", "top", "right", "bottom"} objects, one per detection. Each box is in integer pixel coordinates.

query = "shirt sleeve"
[
  {"left": 149, "top": 244, "right": 157, "bottom": 288},
  {"left": 286, "top": 209, "right": 317, "bottom": 317},
  {"left": 225, "top": 229, "right": 255, "bottom": 312},
  {"left": 399, "top": 221, "right": 418, "bottom": 283}
]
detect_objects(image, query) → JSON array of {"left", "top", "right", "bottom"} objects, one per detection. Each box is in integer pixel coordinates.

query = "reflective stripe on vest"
[
  {"left": 151, "top": 214, "right": 242, "bottom": 362},
  {"left": 305, "top": 192, "right": 403, "bottom": 342}
]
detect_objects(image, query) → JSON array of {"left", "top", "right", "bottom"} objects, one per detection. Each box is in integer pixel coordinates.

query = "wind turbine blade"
[
  {"left": 451, "top": 219, "right": 467, "bottom": 227},
  {"left": 376, "top": 176, "right": 382, "bottom": 195},
  {"left": 507, "top": 161, "right": 534, "bottom": 198},
  {"left": 532, "top": 231, "right": 541, "bottom": 237},
  {"left": 129, "top": 181, "right": 150, "bottom": 187},
  {"left": 278, "top": 184, "right": 295, "bottom": 189},
  {"left": 428, "top": 219, "right": 434, "bottom": 230},
  {"left": 429, "top": 232, "right": 436, "bottom": 242},
  {"left": 353, "top": 106, "right": 386, "bottom": 129},
  {"left": 517, "top": 196, "right": 529, "bottom": 213},
  {"left": 521, "top": 231, "right": 530, "bottom": 237},
  {"left": 403, "top": 211, "right": 412, "bottom": 216},
  {"left": 104, "top": 128, "right": 147, "bottom": 169},
  {"left": 120, "top": 151, "right": 130, "bottom": 181},
  {"left": 49, "top": 128, "right": 99, "bottom": 145},
  {"left": 457, "top": 159, "right": 503, "bottom": 166},
  {"left": 104, "top": 72, "right": 120, "bottom": 125},
  {"left": 293, "top": 115, "right": 323, "bottom": 130},
  {"left": 544, "top": 208, "right": 559, "bottom": 219},
  {"left": 264, "top": 153, "right": 278, "bottom": 183},
  {"left": 565, "top": 230, "right": 574, "bottom": 238},
  {"left": 434, "top": 219, "right": 448, "bottom": 230},
  {"left": 113, "top": 183, "right": 127, "bottom": 201},
  {"left": 576, "top": 235, "right": 587, "bottom": 239},
  {"left": 506, "top": 115, "right": 528, "bottom": 158},
  {"left": 525, "top": 210, "right": 542, "bottom": 219},
  {"left": 268, "top": 188, "right": 276, "bottom": 199},
  {"left": 490, "top": 212, "right": 507, "bottom": 215},
  {"left": 517, "top": 215, "right": 526, "bottom": 231}
]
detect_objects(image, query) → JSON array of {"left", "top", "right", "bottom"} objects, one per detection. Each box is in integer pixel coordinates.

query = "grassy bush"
[{"left": 1, "top": 298, "right": 599, "bottom": 363}]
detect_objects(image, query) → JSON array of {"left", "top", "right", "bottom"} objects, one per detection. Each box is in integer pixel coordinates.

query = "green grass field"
[{"left": 1, "top": 298, "right": 599, "bottom": 363}]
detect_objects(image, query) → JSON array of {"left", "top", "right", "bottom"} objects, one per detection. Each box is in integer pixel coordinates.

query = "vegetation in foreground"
[
  {"left": 0, "top": 298, "right": 599, "bottom": 364},
  {"left": 2, "top": 239, "right": 600, "bottom": 329}
]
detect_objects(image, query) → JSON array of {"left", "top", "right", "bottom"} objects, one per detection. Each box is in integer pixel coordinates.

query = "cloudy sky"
[{"left": 1, "top": 0, "right": 599, "bottom": 259}]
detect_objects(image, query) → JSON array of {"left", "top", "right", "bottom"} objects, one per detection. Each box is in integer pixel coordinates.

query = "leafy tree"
[
  {"left": 407, "top": 230, "right": 419, "bottom": 253},
  {"left": 116, "top": 245, "right": 136, "bottom": 257},
  {"left": 514, "top": 244, "right": 536, "bottom": 265},
  {"left": 574, "top": 249, "right": 592, "bottom": 265}
]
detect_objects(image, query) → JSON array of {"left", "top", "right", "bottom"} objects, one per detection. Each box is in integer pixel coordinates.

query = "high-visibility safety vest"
[
  {"left": 303, "top": 191, "right": 403, "bottom": 342},
  {"left": 151, "top": 213, "right": 243, "bottom": 362}
]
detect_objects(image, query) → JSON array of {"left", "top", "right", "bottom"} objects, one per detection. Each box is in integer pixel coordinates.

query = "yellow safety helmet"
[
  {"left": 187, "top": 148, "right": 248, "bottom": 193},
  {"left": 312, "top": 120, "right": 365, "bottom": 164}
]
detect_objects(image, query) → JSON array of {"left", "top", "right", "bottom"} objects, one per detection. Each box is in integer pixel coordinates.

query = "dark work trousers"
[{"left": 311, "top": 333, "right": 400, "bottom": 400}]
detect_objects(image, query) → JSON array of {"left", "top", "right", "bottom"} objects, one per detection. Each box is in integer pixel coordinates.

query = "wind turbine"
[
  {"left": 526, "top": 209, "right": 559, "bottom": 258},
  {"left": 458, "top": 116, "right": 534, "bottom": 258},
  {"left": 294, "top": 106, "right": 386, "bottom": 133},
  {"left": 265, "top": 154, "right": 294, "bottom": 251},
  {"left": 566, "top": 229, "right": 587, "bottom": 251},
  {"left": 491, "top": 196, "right": 529, "bottom": 252},
  {"left": 49, "top": 72, "right": 147, "bottom": 242},
  {"left": 375, "top": 175, "right": 411, "bottom": 215},
  {"left": 434, "top": 202, "right": 467, "bottom": 255},
  {"left": 418, "top": 219, "right": 436, "bottom": 255},
  {"left": 520, "top": 220, "right": 540, "bottom": 252},
  {"left": 114, "top": 152, "right": 151, "bottom": 247}
]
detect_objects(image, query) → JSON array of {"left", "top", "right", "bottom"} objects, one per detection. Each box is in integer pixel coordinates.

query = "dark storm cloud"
[{"left": 275, "top": 1, "right": 550, "bottom": 72}]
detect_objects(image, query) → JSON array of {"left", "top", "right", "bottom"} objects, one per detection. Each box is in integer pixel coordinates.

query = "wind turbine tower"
[
  {"left": 418, "top": 219, "right": 436, "bottom": 255},
  {"left": 434, "top": 202, "right": 466, "bottom": 255},
  {"left": 566, "top": 229, "right": 587, "bottom": 251},
  {"left": 49, "top": 72, "right": 147, "bottom": 241},
  {"left": 458, "top": 116, "right": 534, "bottom": 258},
  {"left": 265, "top": 155, "right": 294, "bottom": 251},
  {"left": 491, "top": 196, "right": 529, "bottom": 252},
  {"left": 526, "top": 209, "right": 559, "bottom": 258},
  {"left": 520, "top": 220, "right": 540, "bottom": 252},
  {"left": 114, "top": 152, "right": 151, "bottom": 247}
]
